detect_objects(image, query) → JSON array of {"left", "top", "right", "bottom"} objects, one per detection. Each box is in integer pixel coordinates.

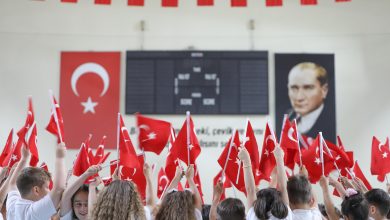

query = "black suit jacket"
[{"left": 287, "top": 104, "right": 336, "bottom": 143}]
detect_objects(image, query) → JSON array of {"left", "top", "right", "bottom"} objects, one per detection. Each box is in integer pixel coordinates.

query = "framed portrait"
[{"left": 275, "top": 53, "right": 336, "bottom": 144}]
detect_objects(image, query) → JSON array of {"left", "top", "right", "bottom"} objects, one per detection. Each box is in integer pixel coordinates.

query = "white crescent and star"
[
  {"left": 71, "top": 62, "right": 110, "bottom": 114},
  {"left": 287, "top": 127, "right": 298, "bottom": 143}
]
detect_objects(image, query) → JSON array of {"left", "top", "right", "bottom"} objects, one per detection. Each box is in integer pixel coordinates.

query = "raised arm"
[
  {"left": 143, "top": 163, "right": 157, "bottom": 208},
  {"left": 160, "top": 166, "right": 182, "bottom": 200},
  {"left": 88, "top": 177, "right": 102, "bottom": 219},
  {"left": 185, "top": 165, "right": 202, "bottom": 211},
  {"left": 49, "top": 142, "right": 67, "bottom": 208},
  {"left": 238, "top": 147, "right": 256, "bottom": 208},
  {"left": 60, "top": 165, "right": 101, "bottom": 216},
  {"left": 319, "top": 176, "right": 339, "bottom": 220},
  {"left": 209, "top": 181, "right": 223, "bottom": 220},
  {"left": 328, "top": 176, "right": 346, "bottom": 199},
  {"left": 0, "top": 167, "right": 12, "bottom": 210},
  {"left": 274, "top": 144, "right": 289, "bottom": 205},
  {"left": 9, "top": 144, "right": 30, "bottom": 190}
]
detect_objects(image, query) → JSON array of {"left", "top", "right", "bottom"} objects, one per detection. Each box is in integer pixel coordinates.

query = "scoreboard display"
[{"left": 125, "top": 51, "right": 268, "bottom": 115}]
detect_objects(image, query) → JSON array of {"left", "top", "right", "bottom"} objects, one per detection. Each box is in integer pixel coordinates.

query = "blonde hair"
[
  {"left": 155, "top": 190, "right": 196, "bottom": 220},
  {"left": 92, "top": 180, "right": 146, "bottom": 220},
  {"left": 292, "top": 62, "right": 328, "bottom": 86}
]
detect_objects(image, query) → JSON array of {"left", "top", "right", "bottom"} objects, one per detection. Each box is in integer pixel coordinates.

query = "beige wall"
[{"left": 1, "top": 0, "right": 390, "bottom": 205}]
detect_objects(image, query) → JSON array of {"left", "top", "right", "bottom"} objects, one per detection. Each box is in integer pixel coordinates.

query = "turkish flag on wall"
[{"left": 60, "top": 52, "right": 120, "bottom": 149}]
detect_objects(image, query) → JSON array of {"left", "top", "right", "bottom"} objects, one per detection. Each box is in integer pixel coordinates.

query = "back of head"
[
  {"left": 16, "top": 167, "right": 51, "bottom": 197},
  {"left": 253, "top": 188, "right": 288, "bottom": 220},
  {"left": 155, "top": 190, "right": 195, "bottom": 220},
  {"left": 364, "top": 188, "right": 390, "bottom": 217},
  {"left": 202, "top": 204, "right": 211, "bottom": 220},
  {"left": 216, "top": 198, "right": 245, "bottom": 220},
  {"left": 287, "top": 175, "right": 312, "bottom": 206},
  {"left": 341, "top": 193, "right": 369, "bottom": 220},
  {"left": 92, "top": 180, "right": 146, "bottom": 220}
]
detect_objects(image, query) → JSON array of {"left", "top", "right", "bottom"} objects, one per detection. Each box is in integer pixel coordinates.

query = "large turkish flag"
[{"left": 60, "top": 52, "right": 120, "bottom": 149}]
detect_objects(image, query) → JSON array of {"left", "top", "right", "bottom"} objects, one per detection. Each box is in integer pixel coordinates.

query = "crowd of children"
[{"left": 0, "top": 141, "right": 389, "bottom": 220}]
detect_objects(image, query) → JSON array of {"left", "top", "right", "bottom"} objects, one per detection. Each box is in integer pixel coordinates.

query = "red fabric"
[
  {"left": 17, "top": 97, "right": 35, "bottom": 145},
  {"left": 46, "top": 95, "right": 65, "bottom": 144},
  {"left": 301, "top": 135, "right": 335, "bottom": 183},
  {"left": 83, "top": 134, "right": 95, "bottom": 166},
  {"left": 28, "top": 124, "right": 39, "bottom": 167},
  {"left": 40, "top": 162, "right": 53, "bottom": 190},
  {"left": 213, "top": 170, "right": 232, "bottom": 200},
  {"left": 301, "top": 0, "right": 317, "bottom": 5},
  {"left": 73, "top": 143, "right": 91, "bottom": 176},
  {"left": 2, "top": 138, "right": 23, "bottom": 168},
  {"left": 370, "top": 136, "right": 390, "bottom": 177},
  {"left": 217, "top": 130, "right": 245, "bottom": 193},
  {"left": 197, "top": 0, "right": 213, "bottom": 6},
  {"left": 164, "top": 128, "right": 181, "bottom": 181},
  {"left": 162, "top": 0, "right": 178, "bottom": 7},
  {"left": 110, "top": 155, "right": 146, "bottom": 201},
  {"left": 60, "top": 52, "right": 120, "bottom": 149},
  {"left": 118, "top": 114, "right": 140, "bottom": 169},
  {"left": 185, "top": 165, "right": 204, "bottom": 204},
  {"left": 93, "top": 136, "right": 110, "bottom": 165},
  {"left": 128, "top": 0, "right": 144, "bottom": 6},
  {"left": 349, "top": 161, "right": 372, "bottom": 190},
  {"left": 280, "top": 118, "right": 300, "bottom": 170},
  {"left": 243, "top": 120, "right": 261, "bottom": 185},
  {"left": 157, "top": 168, "right": 170, "bottom": 198},
  {"left": 170, "top": 116, "right": 201, "bottom": 166},
  {"left": 266, "top": 0, "right": 282, "bottom": 6},
  {"left": 231, "top": 0, "right": 246, "bottom": 7},
  {"left": 0, "top": 129, "right": 13, "bottom": 166},
  {"left": 258, "top": 123, "right": 277, "bottom": 181},
  {"left": 325, "top": 139, "right": 352, "bottom": 171},
  {"left": 137, "top": 113, "right": 171, "bottom": 155},
  {"left": 95, "top": 0, "right": 111, "bottom": 4}
]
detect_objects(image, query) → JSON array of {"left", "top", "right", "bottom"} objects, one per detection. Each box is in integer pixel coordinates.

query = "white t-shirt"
[
  {"left": 247, "top": 206, "right": 293, "bottom": 220},
  {"left": 12, "top": 193, "right": 57, "bottom": 220},
  {"left": 60, "top": 211, "right": 73, "bottom": 220},
  {"left": 194, "top": 208, "right": 203, "bottom": 220},
  {"left": 292, "top": 208, "right": 323, "bottom": 220},
  {"left": 6, "top": 190, "right": 21, "bottom": 220}
]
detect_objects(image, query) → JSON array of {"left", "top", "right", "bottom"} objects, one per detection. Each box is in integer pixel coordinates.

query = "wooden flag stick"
[
  {"left": 186, "top": 111, "right": 191, "bottom": 166},
  {"left": 49, "top": 90, "right": 63, "bottom": 143},
  {"left": 319, "top": 132, "right": 325, "bottom": 176},
  {"left": 116, "top": 113, "right": 120, "bottom": 171},
  {"left": 222, "top": 129, "right": 236, "bottom": 181}
]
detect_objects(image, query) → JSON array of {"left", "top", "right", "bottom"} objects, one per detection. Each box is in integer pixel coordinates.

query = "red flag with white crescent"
[{"left": 60, "top": 52, "right": 120, "bottom": 149}]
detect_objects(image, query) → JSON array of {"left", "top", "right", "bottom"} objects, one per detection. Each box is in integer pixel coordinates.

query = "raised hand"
[{"left": 185, "top": 164, "right": 194, "bottom": 180}]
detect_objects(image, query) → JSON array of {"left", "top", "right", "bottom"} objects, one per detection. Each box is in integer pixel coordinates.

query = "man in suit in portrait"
[{"left": 286, "top": 62, "right": 335, "bottom": 144}]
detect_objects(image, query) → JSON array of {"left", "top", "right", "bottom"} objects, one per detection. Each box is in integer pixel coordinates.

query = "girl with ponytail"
[{"left": 238, "top": 145, "right": 292, "bottom": 220}]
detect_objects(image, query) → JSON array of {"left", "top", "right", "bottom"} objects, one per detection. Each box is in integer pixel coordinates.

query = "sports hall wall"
[{"left": 1, "top": 0, "right": 389, "bottom": 205}]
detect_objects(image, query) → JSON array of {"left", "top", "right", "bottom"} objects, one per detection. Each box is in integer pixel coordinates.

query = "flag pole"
[
  {"left": 279, "top": 114, "right": 287, "bottom": 145},
  {"left": 135, "top": 113, "right": 146, "bottom": 162},
  {"left": 116, "top": 113, "right": 120, "bottom": 171},
  {"left": 294, "top": 119, "right": 303, "bottom": 167},
  {"left": 222, "top": 129, "right": 236, "bottom": 181},
  {"left": 49, "top": 90, "right": 63, "bottom": 143},
  {"left": 386, "top": 175, "right": 389, "bottom": 185},
  {"left": 231, "top": 185, "right": 238, "bottom": 198},
  {"left": 186, "top": 111, "right": 191, "bottom": 166},
  {"left": 319, "top": 132, "right": 325, "bottom": 176}
]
